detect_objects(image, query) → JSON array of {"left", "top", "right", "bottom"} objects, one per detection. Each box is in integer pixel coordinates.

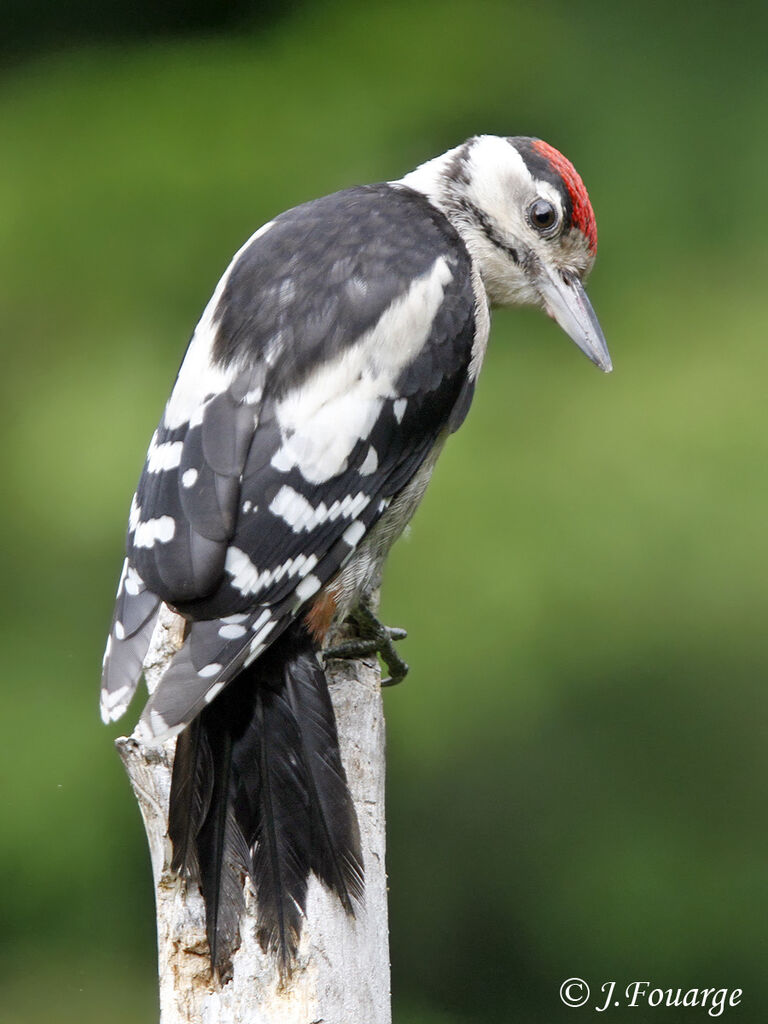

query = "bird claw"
[{"left": 324, "top": 606, "right": 409, "bottom": 686}]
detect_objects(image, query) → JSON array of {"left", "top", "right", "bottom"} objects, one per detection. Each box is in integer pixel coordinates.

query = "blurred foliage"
[
  {"left": 0, "top": 0, "right": 296, "bottom": 65},
  {"left": 1, "top": 0, "right": 768, "bottom": 1020}
]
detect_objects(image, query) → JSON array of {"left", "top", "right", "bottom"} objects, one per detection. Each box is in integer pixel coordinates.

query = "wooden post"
[{"left": 116, "top": 605, "right": 391, "bottom": 1024}]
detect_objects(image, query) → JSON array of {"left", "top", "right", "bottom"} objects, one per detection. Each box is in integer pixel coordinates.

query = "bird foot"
[{"left": 324, "top": 604, "right": 409, "bottom": 686}]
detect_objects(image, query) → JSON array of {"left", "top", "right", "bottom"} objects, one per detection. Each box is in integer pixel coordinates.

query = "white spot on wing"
[
  {"left": 269, "top": 485, "right": 369, "bottom": 532},
  {"left": 147, "top": 440, "right": 183, "bottom": 473},
  {"left": 143, "top": 709, "right": 168, "bottom": 741},
  {"left": 295, "top": 574, "right": 321, "bottom": 601},
  {"left": 393, "top": 398, "right": 407, "bottom": 423},
  {"left": 218, "top": 623, "right": 246, "bottom": 639},
  {"left": 269, "top": 486, "right": 315, "bottom": 530},
  {"left": 252, "top": 618, "right": 276, "bottom": 646},
  {"left": 115, "top": 558, "right": 129, "bottom": 596},
  {"left": 182, "top": 468, "right": 198, "bottom": 488},
  {"left": 203, "top": 680, "right": 227, "bottom": 703},
  {"left": 100, "top": 682, "right": 132, "bottom": 723},
  {"left": 271, "top": 446, "right": 294, "bottom": 472},
  {"left": 342, "top": 519, "right": 366, "bottom": 547},
  {"left": 133, "top": 516, "right": 176, "bottom": 548},
  {"left": 359, "top": 446, "right": 378, "bottom": 475},
  {"left": 250, "top": 610, "right": 271, "bottom": 633},
  {"left": 124, "top": 565, "right": 143, "bottom": 596},
  {"left": 245, "top": 642, "right": 266, "bottom": 666},
  {"left": 225, "top": 547, "right": 262, "bottom": 595},
  {"left": 224, "top": 547, "right": 318, "bottom": 597},
  {"left": 198, "top": 662, "right": 223, "bottom": 678},
  {"left": 114, "top": 620, "right": 125, "bottom": 641},
  {"left": 128, "top": 496, "right": 141, "bottom": 534},
  {"left": 243, "top": 612, "right": 277, "bottom": 664},
  {"left": 188, "top": 400, "right": 208, "bottom": 429}
]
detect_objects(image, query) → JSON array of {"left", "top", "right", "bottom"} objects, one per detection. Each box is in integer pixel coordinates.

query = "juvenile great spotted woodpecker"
[{"left": 101, "top": 134, "right": 610, "bottom": 978}]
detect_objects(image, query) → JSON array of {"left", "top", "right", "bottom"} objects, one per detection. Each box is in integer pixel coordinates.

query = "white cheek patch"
[
  {"left": 271, "top": 256, "right": 453, "bottom": 484},
  {"left": 464, "top": 136, "right": 534, "bottom": 236}
]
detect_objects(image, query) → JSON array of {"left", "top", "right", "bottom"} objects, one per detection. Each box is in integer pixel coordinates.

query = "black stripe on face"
[
  {"left": 444, "top": 142, "right": 472, "bottom": 188},
  {"left": 459, "top": 198, "right": 520, "bottom": 264},
  {"left": 507, "top": 136, "right": 573, "bottom": 231}
]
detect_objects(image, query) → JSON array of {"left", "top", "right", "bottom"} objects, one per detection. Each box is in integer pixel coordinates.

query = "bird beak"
[{"left": 537, "top": 265, "right": 612, "bottom": 373}]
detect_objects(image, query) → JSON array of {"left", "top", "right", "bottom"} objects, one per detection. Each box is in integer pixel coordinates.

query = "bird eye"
[{"left": 528, "top": 199, "right": 559, "bottom": 233}]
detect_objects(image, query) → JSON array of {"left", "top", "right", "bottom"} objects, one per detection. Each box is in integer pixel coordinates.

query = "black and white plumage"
[{"left": 101, "top": 134, "right": 610, "bottom": 978}]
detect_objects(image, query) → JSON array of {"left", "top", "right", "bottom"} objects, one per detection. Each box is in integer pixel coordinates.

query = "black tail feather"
[
  {"left": 233, "top": 662, "right": 312, "bottom": 972},
  {"left": 284, "top": 649, "right": 364, "bottom": 913},
  {"left": 195, "top": 727, "right": 250, "bottom": 977},
  {"left": 168, "top": 717, "right": 214, "bottom": 881},
  {"left": 168, "top": 620, "right": 363, "bottom": 979}
]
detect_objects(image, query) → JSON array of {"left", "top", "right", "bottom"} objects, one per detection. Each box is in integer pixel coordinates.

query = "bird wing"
[{"left": 101, "top": 184, "right": 480, "bottom": 737}]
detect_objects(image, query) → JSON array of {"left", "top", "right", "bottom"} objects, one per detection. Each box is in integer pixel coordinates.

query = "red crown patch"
[{"left": 532, "top": 139, "right": 597, "bottom": 254}]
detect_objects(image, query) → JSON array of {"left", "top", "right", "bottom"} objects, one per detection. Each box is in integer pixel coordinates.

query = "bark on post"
[{"left": 116, "top": 605, "right": 391, "bottom": 1024}]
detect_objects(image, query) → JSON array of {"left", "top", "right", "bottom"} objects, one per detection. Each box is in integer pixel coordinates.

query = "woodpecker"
[{"left": 101, "top": 134, "right": 610, "bottom": 979}]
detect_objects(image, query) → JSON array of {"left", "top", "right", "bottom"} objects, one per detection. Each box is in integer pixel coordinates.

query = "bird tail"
[{"left": 168, "top": 619, "right": 364, "bottom": 981}]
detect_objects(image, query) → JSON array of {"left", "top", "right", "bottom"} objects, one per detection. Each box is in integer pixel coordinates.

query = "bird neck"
[{"left": 396, "top": 149, "right": 526, "bottom": 309}]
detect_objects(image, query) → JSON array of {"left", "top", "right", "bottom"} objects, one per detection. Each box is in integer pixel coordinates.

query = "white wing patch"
[{"left": 270, "top": 255, "right": 453, "bottom": 484}]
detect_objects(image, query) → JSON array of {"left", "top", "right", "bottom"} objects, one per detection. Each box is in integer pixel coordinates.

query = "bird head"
[{"left": 400, "top": 134, "right": 611, "bottom": 372}]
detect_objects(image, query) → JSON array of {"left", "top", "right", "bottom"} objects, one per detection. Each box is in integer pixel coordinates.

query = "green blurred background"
[{"left": 2, "top": 0, "right": 767, "bottom": 1020}]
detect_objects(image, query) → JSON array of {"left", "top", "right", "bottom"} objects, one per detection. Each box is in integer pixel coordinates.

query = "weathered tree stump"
[{"left": 117, "top": 605, "right": 391, "bottom": 1024}]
